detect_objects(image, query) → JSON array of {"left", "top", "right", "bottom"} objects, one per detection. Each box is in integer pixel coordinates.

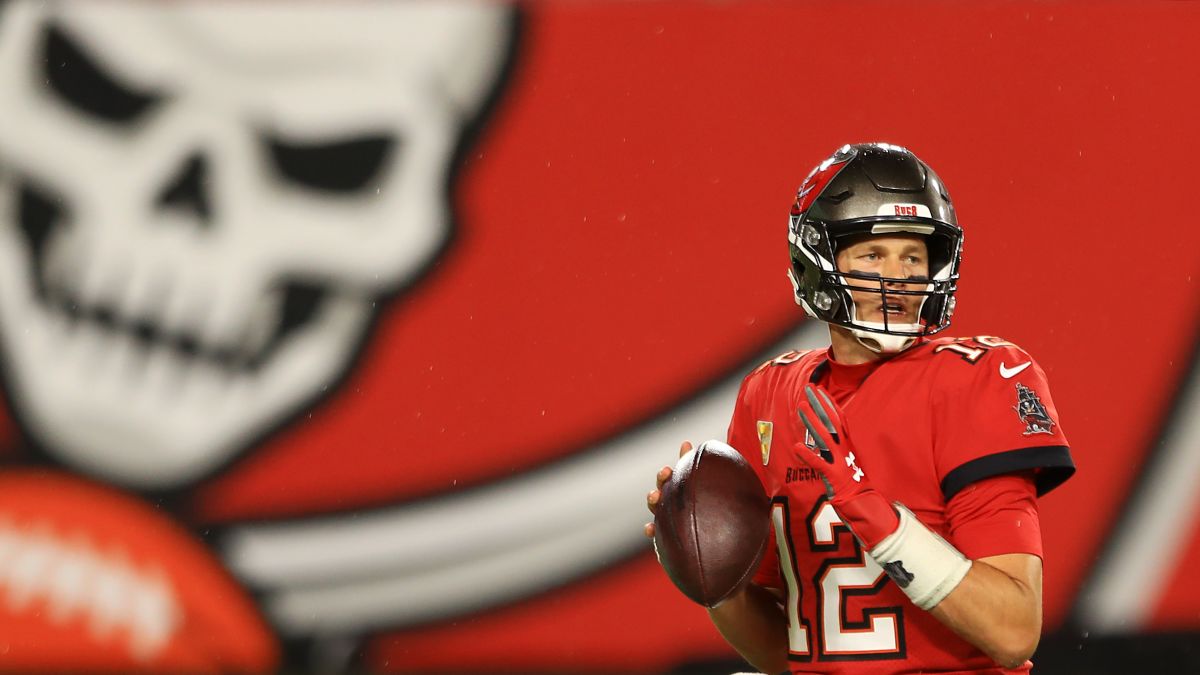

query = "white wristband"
[{"left": 868, "top": 503, "right": 972, "bottom": 610}]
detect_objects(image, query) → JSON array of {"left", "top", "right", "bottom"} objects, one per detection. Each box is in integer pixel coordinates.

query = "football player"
[{"left": 645, "top": 143, "right": 1075, "bottom": 674}]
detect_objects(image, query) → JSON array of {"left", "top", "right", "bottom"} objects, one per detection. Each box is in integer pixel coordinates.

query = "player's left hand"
[{"left": 794, "top": 385, "right": 900, "bottom": 550}]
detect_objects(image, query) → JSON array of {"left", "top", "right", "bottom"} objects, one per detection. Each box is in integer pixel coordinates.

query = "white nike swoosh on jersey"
[{"left": 999, "top": 361, "right": 1032, "bottom": 379}]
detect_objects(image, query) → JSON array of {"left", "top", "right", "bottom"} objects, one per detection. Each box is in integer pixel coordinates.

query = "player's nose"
[{"left": 882, "top": 255, "right": 906, "bottom": 283}]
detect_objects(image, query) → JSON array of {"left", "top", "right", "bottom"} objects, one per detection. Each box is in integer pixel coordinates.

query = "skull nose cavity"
[
  {"left": 17, "top": 180, "right": 68, "bottom": 299},
  {"left": 156, "top": 153, "right": 212, "bottom": 224}
]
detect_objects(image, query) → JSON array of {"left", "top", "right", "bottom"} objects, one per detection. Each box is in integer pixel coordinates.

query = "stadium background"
[{"left": 0, "top": 0, "right": 1197, "bottom": 672}]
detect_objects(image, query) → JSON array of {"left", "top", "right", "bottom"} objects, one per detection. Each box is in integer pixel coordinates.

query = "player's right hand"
[{"left": 644, "top": 440, "right": 693, "bottom": 539}]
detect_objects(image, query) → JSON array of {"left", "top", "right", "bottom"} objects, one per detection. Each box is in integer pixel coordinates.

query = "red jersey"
[{"left": 726, "top": 335, "right": 1074, "bottom": 674}]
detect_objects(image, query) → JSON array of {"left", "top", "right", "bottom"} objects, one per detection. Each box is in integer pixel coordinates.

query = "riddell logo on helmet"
[{"left": 895, "top": 205, "right": 919, "bottom": 216}]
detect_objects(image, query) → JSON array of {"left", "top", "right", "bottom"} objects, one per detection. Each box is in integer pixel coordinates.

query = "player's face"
[{"left": 835, "top": 234, "right": 930, "bottom": 324}]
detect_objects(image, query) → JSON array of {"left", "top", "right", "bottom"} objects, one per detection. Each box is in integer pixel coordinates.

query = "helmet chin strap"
[
  {"left": 843, "top": 281, "right": 933, "bottom": 353},
  {"left": 844, "top": 295, "right": 922, "bottom": 353},
  {"left": 850, "top": 324, "right": 919, "bottom": 353}
]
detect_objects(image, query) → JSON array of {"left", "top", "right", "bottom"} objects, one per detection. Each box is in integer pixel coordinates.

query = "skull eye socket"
[
  {"left": 42, "top": 24, "right": 161, "bottom": 124},
  {"left": 266, "top": 135, "right": 396, "bottom": 194}
]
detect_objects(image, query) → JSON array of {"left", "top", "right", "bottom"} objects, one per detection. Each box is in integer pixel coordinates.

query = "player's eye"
[
  {"left": 265, "top": 134, "right": 397, "bottom": 194},
  {"left": 43, "top": 24, "right": 162, "bottom": 124}
]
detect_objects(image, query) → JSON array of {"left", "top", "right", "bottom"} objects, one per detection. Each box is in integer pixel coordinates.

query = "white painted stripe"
[
  {"left": 1078, "top": 357, "right": 1200, "bottom": 634},
  {"left": 224, "top": 321, "right": 832, "bottom": 634}
]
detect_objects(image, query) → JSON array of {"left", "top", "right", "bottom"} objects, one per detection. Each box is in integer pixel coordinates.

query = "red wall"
[{"left": 197, "top": 1, "right": 1200, "bottom": 669}]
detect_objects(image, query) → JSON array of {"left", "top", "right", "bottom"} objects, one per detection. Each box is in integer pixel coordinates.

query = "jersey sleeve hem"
[{"left": 940, "top": 445, "right": 1075, "bottom": 501}]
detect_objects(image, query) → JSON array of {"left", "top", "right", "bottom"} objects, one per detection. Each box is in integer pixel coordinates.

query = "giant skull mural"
[
  {"left": 0, "top": 0, "right": 513, "bottom": 487},
  {"left": 0, "top": 1, "right": 524, "bottom": 667},
  {"left": 0, "top": 2, "right": 793, "bottom": 664}
]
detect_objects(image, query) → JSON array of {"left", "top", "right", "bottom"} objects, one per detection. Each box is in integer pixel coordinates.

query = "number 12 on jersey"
[{"left": 771, "top": 498, "right": 906, "bottom": 661}]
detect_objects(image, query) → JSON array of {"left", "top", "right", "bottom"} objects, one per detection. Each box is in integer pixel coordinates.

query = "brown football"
[{"left": 653, "top": 439, "right": 770, "bottom": 607}]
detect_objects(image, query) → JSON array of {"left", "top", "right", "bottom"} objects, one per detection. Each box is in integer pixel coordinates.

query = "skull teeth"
[
  {"left": 14, "top": 177, "right": 332, "bottom": 374},
  {"left": 38, "top": 286, "right": 323, "bottom": 374}
]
